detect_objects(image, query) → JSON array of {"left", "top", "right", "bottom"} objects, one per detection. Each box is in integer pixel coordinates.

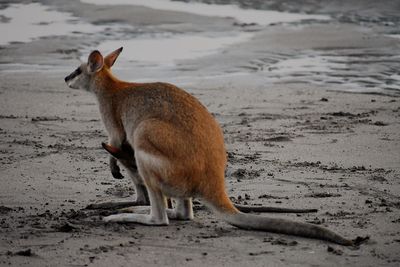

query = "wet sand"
[{"left": 0, "top": 0, "right": 399, "bottom": 266}]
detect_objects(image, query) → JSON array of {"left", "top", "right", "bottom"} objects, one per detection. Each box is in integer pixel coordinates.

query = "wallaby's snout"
[
  {"left": 65, "top": 64, "right": 89, "bottom": 90},
  {"left": 65, "top": 67, "right": 82, "bottom": 84},
  {"left": 64, "top": 74, "right": 72, "bottom": 83}
]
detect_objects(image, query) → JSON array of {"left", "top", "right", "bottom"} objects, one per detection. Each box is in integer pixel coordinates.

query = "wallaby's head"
[{"left": 64, "top": 47, "right": 123, "bottom": 91}]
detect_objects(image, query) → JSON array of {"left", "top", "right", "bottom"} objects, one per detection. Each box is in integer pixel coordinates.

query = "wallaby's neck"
[
  {"left": 91, "top": 69, "right": 128, "bottom": 138},
  {"left": 91, "top": 68, "right": 134, "bottom": 97}
]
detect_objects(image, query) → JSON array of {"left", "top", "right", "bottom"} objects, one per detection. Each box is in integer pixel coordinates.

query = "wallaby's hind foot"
[
  {"left": 103, "top": 213, "right": 169, "bottom": 225},
  {"left": 118, "top": 198, "right": 193, "bottom": 221},
  {"left": 104, "top": 186, "right": 169, "bottom": 225}
]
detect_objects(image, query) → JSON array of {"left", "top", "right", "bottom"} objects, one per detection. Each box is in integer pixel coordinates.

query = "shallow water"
[
  {"left": 264, "top": 52, "right": 400, "bottom": 95},
  {"left": 0, "top": 3, "right": 112, "bottom": 45},
  {"left": 0, "top": 63, "right": 72, "bottom": 73},
  {"left": 268, "top": 55, "right": 345, "bottom": 74},
  {"left": 97, "top": 32, "right": 252, "bottom": 65},
  {"left": 81, "top": 0, "right": 330, "bottom": 25}
]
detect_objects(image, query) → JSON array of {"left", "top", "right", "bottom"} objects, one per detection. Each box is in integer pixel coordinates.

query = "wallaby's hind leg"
[
  {"left": 103, "top": 187, "right": 169, "bottom": 225},
  {"left": 167, "top": 198, "right": 194, "bottom": 220}
]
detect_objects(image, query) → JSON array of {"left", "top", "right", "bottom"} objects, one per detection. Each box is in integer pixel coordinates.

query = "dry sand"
[{"left": 0, "top": 0, "right": 399, "bottom": 266}]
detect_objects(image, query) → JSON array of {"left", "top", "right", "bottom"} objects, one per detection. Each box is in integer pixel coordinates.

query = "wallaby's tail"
[
  {"left": 225, "top": 211, "right": 353, "bottom": 245},
  {"left": 207, "top": 192, "right": 353, "bottom": 246},
  {"left": 234, "top": 204, "right": 318, "bottom": 213}
]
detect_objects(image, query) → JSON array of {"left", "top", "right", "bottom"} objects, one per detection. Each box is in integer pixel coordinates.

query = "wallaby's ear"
[
  {"left": 104, "top": 47, "right": 123, "bottom": 68},
  {"left": 87, "top": 50, "right": 104, "bottom": 73},
  {"left": 102, "top": 142, "right": 123, "bottom": 159}
]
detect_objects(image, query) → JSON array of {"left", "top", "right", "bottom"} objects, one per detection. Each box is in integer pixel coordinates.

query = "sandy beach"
[{"left": 0, "top": 0, "right": 399, "bottom": 266}]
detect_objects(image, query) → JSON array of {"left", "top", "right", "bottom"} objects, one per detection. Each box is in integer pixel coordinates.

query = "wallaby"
[{"left": 65, "top": 47, "right": 354, "bottom": 245}]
